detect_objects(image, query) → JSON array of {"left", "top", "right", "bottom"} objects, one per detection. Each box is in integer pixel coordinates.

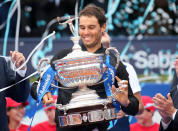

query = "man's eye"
[
  {"left": 89, "top": 26, "right": 95, "bottom": 29},
  {"left": 79, "top": 26, "right": 85, "bottom": 30}
]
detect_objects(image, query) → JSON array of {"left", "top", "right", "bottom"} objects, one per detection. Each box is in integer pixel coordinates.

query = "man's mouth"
[
  {"left": 84, "top": 37, "right": 90, "bottom": 41},
  {"left": 83, "top": 36, "right": 92, "bottom": 41}
]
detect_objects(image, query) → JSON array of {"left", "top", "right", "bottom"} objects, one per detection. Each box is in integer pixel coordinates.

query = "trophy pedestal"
[
  {"left": 71, "top": 86, "right": 99, "bottom": 101},
  {"left": 68, "top": 86, "right": 106, "bottom": 109}
]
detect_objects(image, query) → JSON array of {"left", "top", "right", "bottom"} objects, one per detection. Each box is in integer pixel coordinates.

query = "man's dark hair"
[{"left": 79, "top": 4, "right": 106, "bottom": 27}]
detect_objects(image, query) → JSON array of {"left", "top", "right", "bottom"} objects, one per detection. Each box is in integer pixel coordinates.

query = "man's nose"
[{"left": 83, "top": 28, "right": 90, "bottom": 35}]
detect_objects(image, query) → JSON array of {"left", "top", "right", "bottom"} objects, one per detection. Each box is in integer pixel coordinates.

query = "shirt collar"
[{"left": 80, "top": 42, "right": 105, "bottom": 54}]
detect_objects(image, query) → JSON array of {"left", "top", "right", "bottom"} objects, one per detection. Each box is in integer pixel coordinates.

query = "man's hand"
[
  {"left": 117, "top": 110, "right": 126, "bottom": 119},
  {"left": 10, "top": 51, "right": 26, "bottom": 70},
  {"left": 42, "top": 92, "right": 54, "bottom": 105},
  {"left": 153, "top": 93, "right": 176, "bottom": 123},
  {"left": 112, "top": 76, "right": 130, "bottom": 107}
]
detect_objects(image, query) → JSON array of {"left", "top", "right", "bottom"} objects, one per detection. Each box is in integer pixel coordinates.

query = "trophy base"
[
  {"left": 58, "top": 103, "right": 117, "bottom": 127},
  {"left": 56, "top": 87, "right": 117, "bottom": 127}
]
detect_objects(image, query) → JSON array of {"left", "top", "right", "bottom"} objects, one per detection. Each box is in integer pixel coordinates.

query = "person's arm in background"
[{"left": 5, "top": 51, "right": 30, "bottom": 102}]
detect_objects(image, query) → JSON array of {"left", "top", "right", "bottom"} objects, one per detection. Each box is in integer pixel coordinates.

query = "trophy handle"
[
  {"left": 105, "top": 47, "right": 120, "bottom": 69},
  {"left": 38, "top": 58, "right": 50, "bottom": 77},
  {"left": 57, "top": 16, "right": 78, "bottom": 37}
]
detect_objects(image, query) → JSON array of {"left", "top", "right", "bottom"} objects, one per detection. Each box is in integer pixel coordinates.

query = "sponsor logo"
[{"left": 39, "top": 74, "right": 51, "bottom": 96}]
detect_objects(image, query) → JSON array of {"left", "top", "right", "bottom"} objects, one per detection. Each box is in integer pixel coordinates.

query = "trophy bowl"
[{"left": 53, "top": 53, "right": 104, "bottom": 87}]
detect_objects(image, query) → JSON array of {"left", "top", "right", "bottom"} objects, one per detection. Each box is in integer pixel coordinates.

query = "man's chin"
[{"left": 83, "top": 41, "right": 92, "bottom": 46}]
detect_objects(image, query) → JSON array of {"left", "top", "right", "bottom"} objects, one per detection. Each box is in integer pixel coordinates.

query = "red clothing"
[
  {"left": 32, "top": 121, "right": 56, "bottom": 131},
  {"left": 130, "top": 123, "right": 159, "bottom": 131},
  {"left": 10, "top": 124, "right": 29, "bottom": 131}
]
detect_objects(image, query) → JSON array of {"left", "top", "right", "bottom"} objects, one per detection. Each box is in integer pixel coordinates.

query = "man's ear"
[{"left": 101, "top": 23, "right": 106, "bottom": 33}]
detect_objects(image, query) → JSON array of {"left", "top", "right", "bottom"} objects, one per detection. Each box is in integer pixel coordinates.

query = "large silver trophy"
[{"left": 38, "top": 16, "right": 120, "bottom": 127}]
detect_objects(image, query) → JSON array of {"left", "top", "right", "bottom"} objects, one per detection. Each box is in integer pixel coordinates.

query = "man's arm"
[
  {"left": 158, "top": 73, "right": 178, "bottom": 131},
  {"left": 153, "top": 92, "right": 177, "bottom": 131},
  {"left": 172, "top": 111, "right": 178, "bottom": 130},
  {"left": 170, "top": 72, "right": 178, "bottom": 99},
  {"left": 159, "top": 120, "right": 173, "bottom": 131},
  {"left": 116, "top": 62, "right": 139, "bottom": 116},
  {"left": 158, "top": 57, "right": 178, "bottom": 131},
  {"left": 120, "top": 92, "right": 139, "bottom": 115},
  {"left": 5, "top": 51, "right": 30, "bottom": 102},
  {"left": 102, "top": 33, "right": 140, "bottom": 115},
  {"left": 11, "top": 73, "right": 30, "bottom": 102},
  {"left": 159, "top": 111, "right": 178, "bottom": 131},
  {"left": 112, "top": 76, "right": 139, "bottom": 116}
]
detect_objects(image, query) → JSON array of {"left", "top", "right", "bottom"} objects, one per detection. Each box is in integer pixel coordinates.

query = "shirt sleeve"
[
  {"left": 172, "top": 109, "right": 178, "bottom": 120},
  {"left": 161, "top": 119, "right": 172, "bottom": 130},
  {"left": 160, "top": 109, "right": 177, "bottom": 130},
  {"left": 123, "top": 62, "right": 141, "bottom": 93},
  {"left": 17, "top": 68, "right": 27, "bottom": 77}
]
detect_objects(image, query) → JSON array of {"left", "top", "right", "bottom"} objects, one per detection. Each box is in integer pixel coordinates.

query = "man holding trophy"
[{"left": 31, "top": 4, "right": 139, "bottom": 131}]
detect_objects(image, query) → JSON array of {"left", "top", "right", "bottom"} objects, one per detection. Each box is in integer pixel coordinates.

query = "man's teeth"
[{"left": 84, "top": 37, "right": 90, "bottom": 40}]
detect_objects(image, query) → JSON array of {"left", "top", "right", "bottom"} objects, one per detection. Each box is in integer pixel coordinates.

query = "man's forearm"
[
  {"left": 13, "top": 73, "right": 30, "bottom": 102},
  {"left": 121, "top": 95, "right": 139, "bottom": 115}
]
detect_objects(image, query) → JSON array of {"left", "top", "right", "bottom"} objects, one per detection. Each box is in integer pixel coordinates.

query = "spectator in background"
[
  {"left": 6, "top": 97, "right": 29, "bottom": 131},
  {"left": 130, "top": 96, "right": 159, "bottom": 131},
  {"left": 153, "top": 56, "right": 178, "bottom": 131},
  {"left": 32, "top": 95, "right": 57, "bottom": 131}
]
